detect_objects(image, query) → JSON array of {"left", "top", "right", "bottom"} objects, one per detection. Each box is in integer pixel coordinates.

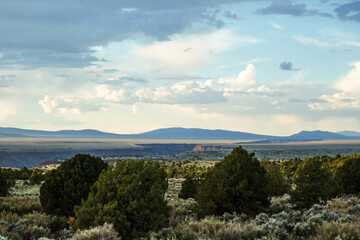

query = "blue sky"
[{"left": 0, "top": 0, "right": 360, "bottom": 135}]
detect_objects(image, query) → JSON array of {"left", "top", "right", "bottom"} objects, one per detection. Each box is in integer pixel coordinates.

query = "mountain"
[
  {"left": 135, "top": 127, "right": 275, "bottom": 140},
  {"left": 289, "top": 130, "right": 351, "bottom": 139},
  {"left": 1, "top": 127, "right": 359, "bottom": 140},
  {"left": 337, "top": 131, "right": 360, "bottom": 137},
  {"left": 0, "top": 127, "right": 124, "bottom": 138}
]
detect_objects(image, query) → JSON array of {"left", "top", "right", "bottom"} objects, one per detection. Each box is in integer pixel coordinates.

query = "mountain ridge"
[{"left": 1, "top": 127, "right": 359, "bottom": 140}]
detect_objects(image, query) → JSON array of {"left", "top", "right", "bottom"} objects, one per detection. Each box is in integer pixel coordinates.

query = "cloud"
[
  {"left": 256, "top": 0, "right": 329, "bottom": 17},
  {"left": 334, "top": 62, "right": 360, "bottom": 94},
  {"left": 0, "top": 0, "right": 249, "bottom": 68},
  {"left": 132, "top": 104, "right": 142, "bottom": 114},
  {"left": 118, "top": 76, "right": 148, "bottom": 84},
  {"left": 279, "top": 61, "right": 299, "bottom": 71},
  {"left": 94, "top": 85, "right": 127, "bottom": 103},
  {"left": 39, "top": 95, "right": 58, "bottom": 114},
  {"left": 247, "top": 85, "right": 272, "bottom": 94},
  {"left": 308, "top": 62, "right": 360, "bottom": 111},
  {"left": 218, "top": 64, "right": 257, "bottom": 92},
  {"left": 0, "top": 74, "right": 15, "bottom": 87},
  {"left": 269, "top": 22, "right": 284, "bottom": 30},
  {"left": 293, "top": 35, "right": 360, "bottom": 48},
  {"left": 135, "top": 81, "right": 226, "bottom": 104},
  {"left": 39, "top": 95, "right": 105, "bottom": 115},
  {"left": 135, "top": 30, "right": 260, "bottom": 74},
  {"left": 0, "top": 101, "right": 16, "bottom": 120},
  {"left": 308, "top": 93, "right": 359, "bottom": 111},
  {"left": 335, "top": 2, "right": 360, "bottom": 22}
]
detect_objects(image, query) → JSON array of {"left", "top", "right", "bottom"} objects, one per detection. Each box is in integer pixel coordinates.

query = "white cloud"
[
  {"left": 293, "top": 35, "right": 360, "bottom": 49},
  {"left": 218, "top": 64, "right": 257, "bottom": 92},
  {"left": 95, "top": 84, "right": 127, "bottom": 102},
  {"left": 135, "top": 30, "right": 261, "bottom": 74},
  {"left": 334, "top": 62, "right": 360, "bottom": 94},
  {"left": 0, "top": 101, "right": 16, "bottom": 120},
  {"left": 135, "top": 88, "right": 153, "bottom": 101},
  {"left": 248, "top": 85, "right": 271, "bottom": 94},
  {"left": 309, "top": 62, "right": 360, "bottom": 111},
  {"left": 132, "top": 104, "right": 142, "bottom": 114},
  {"left": 39, "top": 95, "right": 105, "bottom": 115},
  {"left": 269, "top": 22, "right": 284, "bottom": 30},
  {"left": 308, "top": 93, "right": 359, "bottom": 111},
  {"left": 39, "top": 95, "right": 58, "bottom": 113}
]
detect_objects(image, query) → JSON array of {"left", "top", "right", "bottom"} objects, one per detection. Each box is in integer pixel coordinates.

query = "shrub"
[
  {"left": 74, "top": 160, "right": 170, "bottom": 240},
  {"left": 310, "top": 221, "right": 360, "bottom": 240},
  {"left": 0, "top": 196, "right": 42, "bottom": 215},
  {"left": 40, "top": 154, "right": 107, "bottom": 216},
  {"left": 196, "top": 146, "right": 269, "bottom": 218},
  {"left": 71, "top": 223, "right": 120, "bottom": 240}
]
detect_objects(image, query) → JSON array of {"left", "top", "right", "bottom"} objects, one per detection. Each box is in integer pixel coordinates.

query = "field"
[{"left": 1, "top": 138, "right": 360, "bottom": 168}]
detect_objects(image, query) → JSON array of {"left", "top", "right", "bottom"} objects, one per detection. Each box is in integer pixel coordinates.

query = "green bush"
[
  {"left": 196, "top": 146, "right": 270, "bottom": 218},
  {"left": 74, "top": 160, "right": 170, "bottom": 240},
  {"left": 40, "top": 154, "right": 107, "bottom": 216}
]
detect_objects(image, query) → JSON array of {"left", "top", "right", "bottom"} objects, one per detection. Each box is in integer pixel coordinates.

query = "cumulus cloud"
[
  {"left": 39, "top": 95, "right": 105, "bottom": 115},
  {"left": 248, "top": 85, "right": 272, "bottom": 94},
  {"left": 135, "top": 81, "right": 226, "bottom": 104},
  {"left": 308, "top": 62, "right": 360, "bottom": 111},
  {"left": 334, "top": 62, "right": 360, "bottom": 94},
  {"left": 218, "top": 64, "right": 257, "bottom": 92},
  {"left": 39, "top": 95, "right": 58, "bottom": 114},
  {"left": 308, "top": 93, "right": 359, "bottom": 110},
  {"left": 95, "top": 84, "right": 127, "bottom": 102}
]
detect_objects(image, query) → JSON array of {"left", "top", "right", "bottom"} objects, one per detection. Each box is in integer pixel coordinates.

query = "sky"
[{"left": 0, "top": 0, "right": 360, "bottom": 135}]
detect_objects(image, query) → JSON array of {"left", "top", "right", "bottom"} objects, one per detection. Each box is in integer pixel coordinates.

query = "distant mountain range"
[{"left": 1, "top": 127, "right": 360, "bottom": 140}]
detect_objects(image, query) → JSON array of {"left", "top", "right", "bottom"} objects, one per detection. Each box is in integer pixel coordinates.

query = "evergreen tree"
[
  {"left": 74, "top": 160, "right": 170, "bottom": 240},
  {"left": 178, "top": 176, "right": 199, "bottom": 199},
  {"left": 196, "top": 146, "right": 269, "bottom": 218},
  {"left": 291, "top": 157, "right": 339, "bottom": 208},
  {"left": 40, "top": 154, "right": 107, "bottom": 216},
  {"left": 0, "top": 168, "right": 10, "bottom": 196},
  {"left": 261, "top": 160, "right": 290, "bottom": 197},
  {"left": 334, "top": 155, "right": 360, "bottom": 194}
]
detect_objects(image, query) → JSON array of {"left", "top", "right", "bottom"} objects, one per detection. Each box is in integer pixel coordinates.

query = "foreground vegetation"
[{"left": 0, "top": 148, "right": 359, "bottom": 239}]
